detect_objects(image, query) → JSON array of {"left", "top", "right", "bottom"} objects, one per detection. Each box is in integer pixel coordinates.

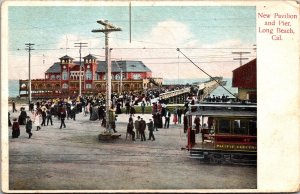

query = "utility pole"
[
  {"left": 92, "top": 20, "right": 121, "bottom": 133},
  {"left": 25, "top": 43, "right": 34, "bottom": 110},
  {"left": 74, "top": 42, "right": 88, "bottom": 97},
  {"left": 232, "top": 51, "right": 251, "bottom": 66},
  {"left": 115, "top": 60, "right": 123, "bottom": 95}
]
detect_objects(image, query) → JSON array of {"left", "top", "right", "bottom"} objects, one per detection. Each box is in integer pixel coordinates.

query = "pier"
[
  {"left": 197, "top": 79, "right": 223, "bottom": 101},
  {"left": 159, "top": 87, "right": 190, "bottom": 104}
]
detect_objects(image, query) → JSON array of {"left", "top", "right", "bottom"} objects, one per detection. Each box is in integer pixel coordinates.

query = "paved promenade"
[{"left": 6, "top": 106, "right": 256, "bottom": 191}]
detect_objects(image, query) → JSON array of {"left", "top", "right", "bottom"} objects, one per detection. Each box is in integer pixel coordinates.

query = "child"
[
  {"left": 26, "top": 116, "right": 33, "bottom": 139},
  {"left": 11, "top": 118, "right": 20, "bottom": 138}
]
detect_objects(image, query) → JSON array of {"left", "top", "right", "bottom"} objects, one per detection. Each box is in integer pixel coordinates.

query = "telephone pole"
[
  {"left": 74, "top": 42, "right": 88, "bottom": 96},
  {"left": 25, "top": 43, "right": 34, "bottom": 109},
  {"left": 92, "top": 20, "right": 121, "bottom": 133},
  {"left": 232, "top": 51, "right": 251, "bottom": 66}
]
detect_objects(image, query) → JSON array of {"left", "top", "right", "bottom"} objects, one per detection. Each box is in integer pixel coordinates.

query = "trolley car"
[{"left": 185, "top": 103, "right": 257, "bottom": 165}]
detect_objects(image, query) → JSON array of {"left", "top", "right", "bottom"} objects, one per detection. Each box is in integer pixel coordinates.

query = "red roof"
[{"left": 232, "top": 59, "right": 256, "bottom": 89}]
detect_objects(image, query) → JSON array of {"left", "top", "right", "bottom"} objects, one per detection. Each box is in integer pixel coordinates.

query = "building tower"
[
  {"left": 83, "top": 54, "right": 97, "bottom": 94},
  {"left": 59, "top": 55, "right": 74, "bottom": 96}
]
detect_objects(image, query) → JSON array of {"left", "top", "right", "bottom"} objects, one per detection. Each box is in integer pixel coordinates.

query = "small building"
[
  {"left": 232, "top": 59, "right": 257, "bottom": 102},
  {"left": 19, "top": 54, "right": 162, "bottom": 98}
]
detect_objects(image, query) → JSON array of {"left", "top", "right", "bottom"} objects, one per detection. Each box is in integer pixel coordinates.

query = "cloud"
[{"left": 8, "top": 20, "right": 255, "bottom": 81}]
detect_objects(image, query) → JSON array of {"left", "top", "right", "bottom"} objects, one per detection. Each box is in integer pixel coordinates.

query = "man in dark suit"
[{"left": 164, "top": 109, "right": 171, "bottom": 128}]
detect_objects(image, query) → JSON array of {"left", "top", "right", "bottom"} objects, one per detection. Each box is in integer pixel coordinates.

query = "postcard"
[{"left": 1, "top": 0, "right": 299, "bottom": 193}]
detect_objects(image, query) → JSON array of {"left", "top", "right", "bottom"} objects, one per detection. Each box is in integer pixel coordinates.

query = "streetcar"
[{"left": 185, "top": 102, "right": 257, "bottom": 165}]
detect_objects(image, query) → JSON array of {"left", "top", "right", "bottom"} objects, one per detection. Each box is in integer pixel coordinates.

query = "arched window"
[
  {"left": 21, "top": 83, "right": 27, "bottom": 89},
  {"left": 86, "top": 70, "right": 92, "bottom": 80},
  {"left": 51, "top": 75, "right": 56, "bottom": 80},
  {"left": 62, "top": 70, "right": 68, "bottom": 80},
  {"left": 86, "top": 84, "right": 92, "bottom": 89},
  {"left": 62, "top": 83, "right": 68, "bottom": 89},
  {"left": 115, "top": 74, "right": 121, "bottom": 80},
  {"left": 56, "top": 75, "right": 61, "bottom": 80}
]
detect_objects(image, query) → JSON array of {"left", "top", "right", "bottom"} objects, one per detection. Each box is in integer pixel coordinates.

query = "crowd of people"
[{"left": 9, "top": 85, "right": 196, "bottom": 141}]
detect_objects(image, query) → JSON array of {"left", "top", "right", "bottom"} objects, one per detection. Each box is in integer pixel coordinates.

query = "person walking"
[
  {"left": 134, "top": 116, "right": 141, "bottom": 139},
  {"left": 147, "top": 119, "right": 155, "bottom": 141},
  {"left": 109, "top": 106, "right": 117, "bottom": 133},
  {"left": 25, "top": 116, "right": 33, "bottom": 139},
  {"left": 59, "top": 110, "right": 66, "bottom": 129},
  {"left": 153, "top": 112, "right": 159, "bottom": 131},
  {"left": 41, "top": 109, "right": 47, "bottom": 126},
  {"left": 12, "top": 100, "right": 17, "bottom": 112},
  {"left": 34, "top": 111, "right": 42, "bottom": 131},
  {"left": 141, "top": 101, "right": 146, "bottom": 115},
  {"left": 129, "top": 105, "right": 136, "bottom": 117},
  {"left": 139, "top": 118, "right": 146, "bottom": 141},
  {"left": 8, "top": 112, "right": 12, "bottom": 126},
  {"left": 164, "top": 108, "right": 171, "bottom": 128},
  {"left": 18, "top": 107, "right": 27, "bottom": 125},
  {"left": 127, "top": 119, "right": 135, "bottom": 141},
  {"left": 11, "top": 118, "right": 20, "bottom": 138},
  {"left": 125, "top": 100, "right": 130, "bottom": 114},
  {"left": 177, "top": 108, "right": 182, "bottom": 124},
  {"left": 46, "top": 109, "right": 53, "bottom": 125},
  {"left": 173, "top": 108, "right": 178, "bottom": 125}
]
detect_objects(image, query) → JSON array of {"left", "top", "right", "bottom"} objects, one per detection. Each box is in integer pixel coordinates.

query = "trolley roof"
[{"left": 186, "top": 103, "right": 257, "bottom": 117}]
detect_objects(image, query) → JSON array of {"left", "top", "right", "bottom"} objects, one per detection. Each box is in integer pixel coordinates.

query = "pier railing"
[{"left": 159, "top": 87, "right": 190, "bottom": 100}]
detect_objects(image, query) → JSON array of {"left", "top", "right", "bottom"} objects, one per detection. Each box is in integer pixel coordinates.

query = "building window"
[
  {"left": 94, "top": 73, "right": 98, "bottom": 80},
  {"left": 62, "top": 70, "right": 68, "bottom": 80},
  {"left": 56, "top": 75, "right": 61, "bottom": 80},
  {"left": 115, "top": 74, "right": 119, "bottom": 80},
  {"left": 50, "top": 75, "right": 55, "bottom": 80},
  {"left": 86, "top": 70, "right": 92, "bottom": 80},
  {"left": 62, "top": 83, "right": 68, "bottom": 89},
  {"left": 133, "top": 73, "right": 141, "bottom": 80},
  {"left": 86, "top": 84, "right": 92, "bottom": 89}
]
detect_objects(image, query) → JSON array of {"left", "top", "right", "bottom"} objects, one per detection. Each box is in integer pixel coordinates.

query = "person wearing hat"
[
  {"left": 25, "top": 116, "right": 33, "bottom": 139},
  {"left": 147, "top": 118, "right": 155, "bottom": 141},
  {"left": 126, "top": 119, "right": 135, "bottom": 141},
  {"left": 34, "top": 110, "right": 42, "bottom": 131},
  {"left": 11, "top": 118, "right": 20, "bottom": 138},
  {"left": 12, "top": 100, "right": 17, "bottom": 112},
  {"left": 134, "top": 116, "right": 141, "bottom": 139},
  {"left": 59, "top": 109, "right": 66, "bottom": 129},
  {"left": 139, "top": 118, "right": 146, "bottom": 141}
]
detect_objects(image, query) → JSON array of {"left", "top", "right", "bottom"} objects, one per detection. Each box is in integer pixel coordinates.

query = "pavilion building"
[{"left": 19, "top": 54, "right": 162, "bottom": 98}]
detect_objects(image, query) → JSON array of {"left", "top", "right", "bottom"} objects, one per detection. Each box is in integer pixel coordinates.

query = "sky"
[{"left": 7, "top": 4, "right": 256, "bottom": 81}]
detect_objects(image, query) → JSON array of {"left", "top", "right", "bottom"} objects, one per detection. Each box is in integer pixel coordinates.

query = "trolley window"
[
  {"left": 218, "top": 119, "right": 231, "bottom": 134},
  {"left": 248, "top": 120, "right": 257, "bottom": 136},
  {"left": 233, "top": 120, "right": 248, "bottom": 135}
]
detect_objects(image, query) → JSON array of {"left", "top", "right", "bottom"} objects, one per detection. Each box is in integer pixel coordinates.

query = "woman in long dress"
[
  {"left": 34, "top": 111, "right": 42, "bottom": 131},
  {"left": 173, "top": 109, "right": 178, "bottom": 125},
  {"left": 11, "top": 118, "right": 20, "bottom": 138}
]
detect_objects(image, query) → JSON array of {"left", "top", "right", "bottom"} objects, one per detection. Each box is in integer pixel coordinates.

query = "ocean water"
[
  {"left": 8, "top": 80, "right": 19, "bottom": 98},
  {"left": 8, "top": 78, "right": 237, "bottom": 97},
  {"left": 209, "top": 78, "right": 238, "bottom": 97}
]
